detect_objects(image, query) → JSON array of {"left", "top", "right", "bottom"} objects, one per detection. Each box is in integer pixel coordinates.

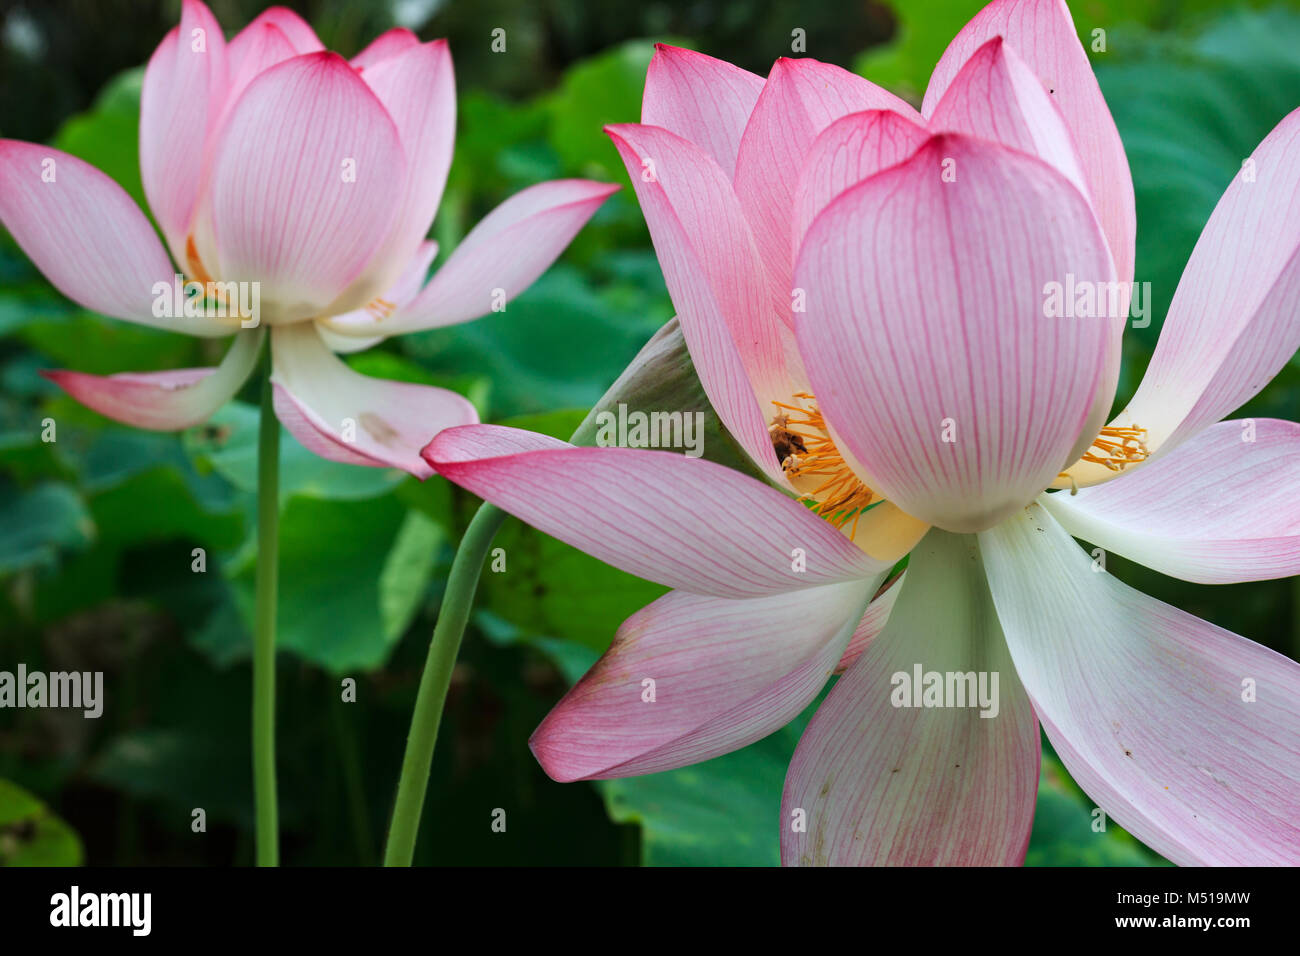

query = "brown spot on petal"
[{"left": 359, "top": 412, "right": 400, "bottom": 447}]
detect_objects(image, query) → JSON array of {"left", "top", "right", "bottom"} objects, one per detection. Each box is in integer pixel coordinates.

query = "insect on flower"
[{"left": 423, "top": 0, "right": 1300, "bottom": 866}]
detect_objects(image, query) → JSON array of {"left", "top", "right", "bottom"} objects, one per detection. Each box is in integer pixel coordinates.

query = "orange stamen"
[
  {"left": 771, "top": 393, "right": 875, "bottom": 538},
  {"left": 364, "top": 296, "right": 397, "bottom": 322},
  {"left": 185, "top": 234, "right": 216, "bottom": 287},
  {"left": 1059, "top": 424, "right": 1149, "bottom": 494},
  {"left": 1068, "top": 424, "right": 1149, "bottom": 473}
]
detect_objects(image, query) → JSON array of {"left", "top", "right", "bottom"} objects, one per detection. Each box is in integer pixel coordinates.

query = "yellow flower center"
[
  {"left": 1076, "top": 424, "right": 1150, "bottom": 471},
  {"left": 770, "top": 398, "right": 1151, "bottom": 518},
  {"left": 770, "top": 392, "right": 876, "bottom": 538},
  {"left": 1059, "top": 424, "right": 1150, "bottom": 493}
]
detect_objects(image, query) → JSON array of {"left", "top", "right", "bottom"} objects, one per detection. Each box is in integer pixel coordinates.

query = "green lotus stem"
[
  {"left": 384, "top": 500, "right": 505, "bottom": 866},
  {"left": 253, "top": 362, "right": 281, "bottom": 866}
]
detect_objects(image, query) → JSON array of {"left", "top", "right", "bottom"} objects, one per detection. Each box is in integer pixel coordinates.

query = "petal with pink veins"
[
  {"left": 1109, "top": 108, "right": 1300, "bottom": 459},
  {"left": 834, "top": 571, "right": 904, "bottom": 674},
  {"left": 41, "top": 326, "right": 264, "bottom": 430},
  {"left": 199, "top": 52, "right": 405, "bottom": 323},
  {"left": 923, "top": 0, "right": 1135, "bottom": 286},
  {"left": 1043, "top": 419, "right": 1300, "bottom": 584},
  {"left": 532, "top": 578, "right": 875, "bottom": 781},
  {"left": 423, "top": 424, "right": 894, "bottom": 598},
  {"left": 734, "top": 57, "right": 922, "bottom": 327},
  {"left": 270, "top": 322, "right": 477, "bottom": 477},
  {"left": 794, "top": 109, "right": 930, "bottom": 251},
  {"left": 238, "top": 7, "right": 323, "bottom": 55},
  {"left": 139, "top": 0, "right": 227, "bottom": 256},
  {"left": 351, "top": 27, "right": 421, "bottom": 71},
  {"left": 220, "top": 19, "right": 300, "bottom": 128},
  {"left": 641, "top": 44, "right": 764, "bottom": 178},
  {"left": 318, "top": 240, "right": 438, "bottom": 346},
  {"left": 980, "top": 502, "right": 1300, "bottom": 866},
  {"left": 928, "top": 36, "right": 1090, "bottom": 206},
  {"left": 783, "top": 529, "right": 1039, "bottom": 866},
  {"left": 361, "top": 180, "right": 619, "bottom": 335},
  {"left": 0, "top": 141, "right": 232, "bottom": 336},
  {"left": 795, "top": 133, "right": 1114, "bottom": 533},
  {"left": 607, "top": 123, "right": 792, "bottom": 483},
  {"left": 928, "top": 34, "right": 1123, "bottom": 465},
  {"left": 229, "top": 7, "right": 322, "bottom": 52},
  {"left": 325, "top": 40, "right": 455, "bottom": 316}
]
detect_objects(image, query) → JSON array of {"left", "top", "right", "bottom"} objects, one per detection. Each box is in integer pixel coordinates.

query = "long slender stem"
[
  {"left": 384, "top": 501, "right": 505, "bottom": 866},
  {"left": 253, "top": 366, "right": 281, "bottom": 866}
]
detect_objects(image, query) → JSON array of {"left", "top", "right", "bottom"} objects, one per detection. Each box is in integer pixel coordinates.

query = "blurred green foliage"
[
  {"left": 0, "top": 778, "right": 83, "bottom": 865},
  {"left": 1, "top": 0, "right": 1298, "bottom": 866}
]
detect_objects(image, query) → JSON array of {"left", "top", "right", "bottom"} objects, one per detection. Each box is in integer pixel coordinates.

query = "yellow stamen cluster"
[
  {"left": 1059, "top": 424, "right": 1150, "bottom": 494},
  {"left": 1078, "top": 424, "right": 1149, "bottom": 472},
  {"left": 770, "top": 393, "right": 875, "bottom": 538},
  {"left": 365, "top": 297, "right": 397, "bottom": 322}
]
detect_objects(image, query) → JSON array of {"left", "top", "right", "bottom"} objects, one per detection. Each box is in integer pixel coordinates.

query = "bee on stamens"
[{"left": 769, "top": 413, "right": 809, "bottom": 468}]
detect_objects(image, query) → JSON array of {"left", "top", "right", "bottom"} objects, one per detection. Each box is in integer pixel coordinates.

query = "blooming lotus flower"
[
  {"left": 0, "top": 2, "right": 616, "bottom": 477},
  {"left": 423, "top": 0, "right": 1300, "bottom": 866}
]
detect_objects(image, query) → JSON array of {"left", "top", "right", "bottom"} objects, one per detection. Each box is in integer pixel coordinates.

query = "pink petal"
[
  {"left": 641, "top": 44, "right": 764, "bottom": 178},
  {"left": 379, "top": 239, "right": 439, "bottom": 304},
  {"left": 319, "top": 240, "right": 438, "bottom": 343},
  {"left": 928, "top": 34, "right": 1124, "bottom": 462},
  {"left": 200, "top": 52, "right": 406, "bottom": 323},
  {"left": 423, "top": 424, "right": 893, "bottom": 598},
  {"left": 221, "top": 19, "right": 300, "bottom": 128},
  {"left": 734, "top": 58, "right": 922, "bottom": 329},
  {"left": 0, "top": 140, "right": 231, "bottom": 335},
  {"left": 370, "top": 180, "right": 619, "bottom": 334},
  {"left": 270, "top": 322, "right": 477, "bottom": 477},
  {"left": 351, "top": 27, "right": 421, "bottom": 71},
  {"left": 1043, "top": 419, "right": 1300, "bottom": 584},
  {"left": 41, "top": 327, "right": 263, "bottom": 430},
  {"left": 607, "top": 123, "right": 792, "bottom": 484},
  {"left": 532, "top": 579, "right": 873, "bottom": 781},
  {"left": 793, "top": 108, "right": 930, "bottom": 252},
  {"left": 922, "top": 0, "right": 1135, "bottom": 285},
  {"left": 236, "top": 7, "right": 323, "bottom": 55},
  {"left": 1116, "top": 108, "right": 1300, "bottom": 456},
  {"left": 783, "top": 530, "right": 1039, "bottom": 866},
  {"left": 327, "top": 40, "right": 455, "bottom": 315},
  {"left": 139, "top": 0, "right": 228, "bottom": 256},
  {"left": 981, "top": 502, "right": 1300, "bottom": 866},
  {"left": 834, "top": 571, "right": 904, "bottom": 674},
  {"left": 928, "top": 36, "right": 1090, "bottom": 205},
  {"left": 794, "top": 133, "right": 1114, "bottom": 533}
]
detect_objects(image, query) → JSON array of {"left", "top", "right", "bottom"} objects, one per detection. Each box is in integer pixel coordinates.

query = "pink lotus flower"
[
  {"left": 0, "top": 2, "right": 616, "bottom": 477},
  {"left": 423, "top": 0, "right": 1300, "bottom": 865}
]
